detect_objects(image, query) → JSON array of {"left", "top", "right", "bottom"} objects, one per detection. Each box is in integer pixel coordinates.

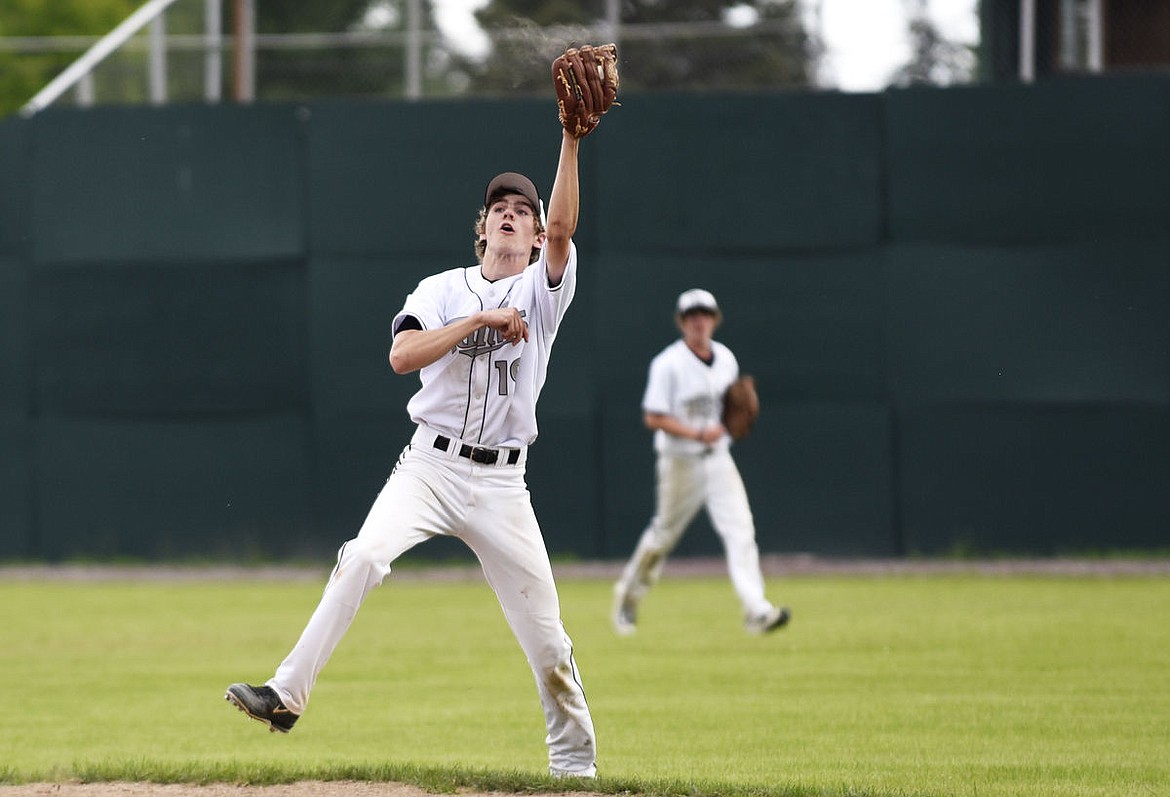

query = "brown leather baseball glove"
[
  {"left": 552, "top": 44, "right": 619, "bottom": 138},
  {"left": 722, "top": 375, "right": 760, "bottom": 441}
]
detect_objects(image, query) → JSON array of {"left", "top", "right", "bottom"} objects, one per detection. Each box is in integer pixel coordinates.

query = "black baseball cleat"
[
  {"left": 745, "top": 606, "right": 791, "bottom": 635},
  {"left": 225, "top": 683, "right": 299, "bottom": 733}
]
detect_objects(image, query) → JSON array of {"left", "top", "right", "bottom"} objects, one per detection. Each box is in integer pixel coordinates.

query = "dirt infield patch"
[
  {"left": 0, "top": 785, "right": 425, "bottom": 797},
  {"left": 0, "top": 784, "right": 590, "bottom": 797}
]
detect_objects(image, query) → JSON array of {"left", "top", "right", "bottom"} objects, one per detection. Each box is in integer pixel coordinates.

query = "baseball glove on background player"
[
  {"left": 722, "top": 375, "right": 760, "bottom": 441},
  {"left": 552, "top": 44, "right": 619, "bottom": 138}
]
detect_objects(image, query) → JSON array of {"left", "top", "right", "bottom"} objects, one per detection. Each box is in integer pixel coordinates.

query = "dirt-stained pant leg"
[
  {"left": 617, "top": 454, "right": 706, "bottom": 603},
  {"left": 461, "top": 465, "right": 597, "bottom": 777},
  {"left": 268, "top": 447, "right": 448, "bottom": 713}
]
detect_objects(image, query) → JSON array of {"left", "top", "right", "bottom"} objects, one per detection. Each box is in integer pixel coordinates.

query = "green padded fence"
[{"left": 1, "top": 74, "right": 1168, "bottom": 562}]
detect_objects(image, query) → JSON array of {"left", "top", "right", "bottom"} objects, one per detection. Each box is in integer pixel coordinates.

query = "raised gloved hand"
[{"left": 552, "top": 44, "right": 620, "bottom": 138}]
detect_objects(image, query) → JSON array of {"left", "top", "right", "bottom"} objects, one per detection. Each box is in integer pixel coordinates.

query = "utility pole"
[{"left": 233, "top": 0, "right": 255, "bottom": 102}]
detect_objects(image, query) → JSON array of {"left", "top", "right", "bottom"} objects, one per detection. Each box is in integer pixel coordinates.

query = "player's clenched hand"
[
  {"left": 697, "top": 425, "right": 726, "bottom": 445},
  {"left": 390, "top": 309, "right": 524, "bottom": 374},
  {"left": 479, "top": 307, "right": 529, "bottom": 345}
]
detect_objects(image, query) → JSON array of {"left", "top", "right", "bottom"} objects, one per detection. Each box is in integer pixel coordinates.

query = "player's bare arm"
[
  {"left": 543, "top": 132, "right": 580, "bottom": 287},
  {"left": 644, "top": 411, "right": 725, "bottom": 444},
  {"left": 390, "top": 309, "right": 528, "bottom": 374}
]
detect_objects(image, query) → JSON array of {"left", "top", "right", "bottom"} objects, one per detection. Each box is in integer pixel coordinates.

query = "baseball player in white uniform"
[
  {"left": 226, "top": 130, "right": 597, "bottom": 778},
  {"left": 611, "top": 288, "right": 791, "bottom": 636}
]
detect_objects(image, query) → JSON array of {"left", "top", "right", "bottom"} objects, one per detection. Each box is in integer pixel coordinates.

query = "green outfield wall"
[{"left": 1, "top": 75, "right": 1168, "bottom": 562}]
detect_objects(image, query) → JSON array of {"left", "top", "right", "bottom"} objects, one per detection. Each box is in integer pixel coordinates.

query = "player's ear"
[{"left": 533, "top": 232, "right": 546, "bottom": 249}]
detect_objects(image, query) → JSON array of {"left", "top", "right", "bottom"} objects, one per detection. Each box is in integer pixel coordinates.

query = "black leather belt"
[{"left": 433, "top": 435, "right": 520, "bottom": 465}]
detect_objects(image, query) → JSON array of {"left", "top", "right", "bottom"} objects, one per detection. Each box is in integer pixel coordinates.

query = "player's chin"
[{"left": 492, "top": 238, "right": 534, "bottom": 257}]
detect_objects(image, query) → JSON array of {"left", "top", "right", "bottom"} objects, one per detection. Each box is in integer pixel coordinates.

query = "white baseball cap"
[{"left": 676, "top": 288, "right": 720, "bottom": 315}]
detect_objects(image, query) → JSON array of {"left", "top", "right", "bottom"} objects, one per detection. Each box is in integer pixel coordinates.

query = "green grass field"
[{"left": 1, "top": 567, "right": 1167, "bottom": 797}]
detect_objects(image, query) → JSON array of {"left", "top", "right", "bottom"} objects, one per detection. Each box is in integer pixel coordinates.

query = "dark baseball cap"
[{"left": 484, "top": 172, "right": 541, "bottom": 212}]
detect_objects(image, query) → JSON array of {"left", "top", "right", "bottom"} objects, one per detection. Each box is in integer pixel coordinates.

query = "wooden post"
[{"left": 232, "top": 0, "right": 254, "bottom": 102}]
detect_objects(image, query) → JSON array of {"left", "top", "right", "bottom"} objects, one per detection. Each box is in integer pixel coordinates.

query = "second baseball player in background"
[{"left": 612, "top": 289, "right": 791, "bottom": 636}]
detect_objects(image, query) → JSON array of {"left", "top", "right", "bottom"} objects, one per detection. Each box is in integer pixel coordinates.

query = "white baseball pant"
[
  {"left": 617, "top": 448, "right": 772, "bottom": 619},
  {"left": 266, "top": 426, "right": 597, "bottom": 776}
]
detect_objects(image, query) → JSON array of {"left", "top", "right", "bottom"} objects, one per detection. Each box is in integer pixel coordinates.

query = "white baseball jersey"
[
  {"left": 642, "top": 338, "right": 739, "bottom": 456},
  {"left": 392, "top": 242, "right": 577, "bottom": 448},
  {"left": 267, "top": 240, "right": 597, "bottom": 776}
]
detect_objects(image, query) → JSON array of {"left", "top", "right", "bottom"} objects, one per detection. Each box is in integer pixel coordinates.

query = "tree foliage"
[
  {"left": 889, "top": 0, "right": 975, "bottom": 87},
  {"left": 0, "top": 0, "right": 138, "bottom": 36},
  {"left": 462, "top": 0, "right": 815, "bottom": 94},
  {"left": 0, "top": 0, "right": 139, "bottom": 116},
  {"left": 252, "top": 0, "right": 373, "bottom": 34},
  {"left": 253, "top": 0, "right": 457, "bottom": 101}
]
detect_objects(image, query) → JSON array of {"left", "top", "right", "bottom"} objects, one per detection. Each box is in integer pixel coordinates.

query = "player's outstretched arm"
[
  {"left": 543, "top": 131, "right": 579, "bottom": 286},
  {"left": 389, "top": 309, "right": 528, "bottom": 374}
]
